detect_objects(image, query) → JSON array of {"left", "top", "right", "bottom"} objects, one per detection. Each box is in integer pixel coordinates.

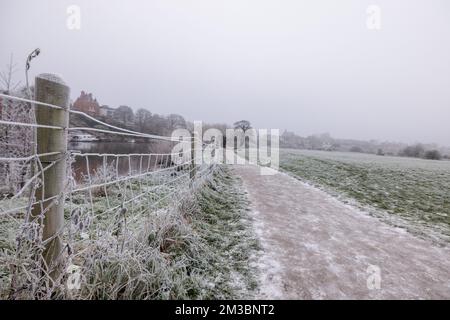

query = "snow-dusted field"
[{"left": 280, "top": 149, "right": 450, "bottom": 242}]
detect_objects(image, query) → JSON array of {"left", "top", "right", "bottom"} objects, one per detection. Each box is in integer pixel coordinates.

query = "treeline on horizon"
[
  {"left": 5, "top": 85, "right": 445, "bottom": 161},
  {"left": 70, "top": 104, "right": 448, "bottom": 161},
  {"left": 69, "top": 103, "right": 230, "bottom": 142},
  {"left": 280, "top": 131, "right": 449, "bottom": 161}
]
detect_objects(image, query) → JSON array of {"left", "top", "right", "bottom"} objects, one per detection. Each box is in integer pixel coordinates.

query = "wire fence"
[{"left": 0, "top": 85, "right": 217, "bottom": 299}]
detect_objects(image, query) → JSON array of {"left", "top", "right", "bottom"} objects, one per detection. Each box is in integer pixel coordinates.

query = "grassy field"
[{"left": 280, "top": 149, "right": 450, "bottom": 242}]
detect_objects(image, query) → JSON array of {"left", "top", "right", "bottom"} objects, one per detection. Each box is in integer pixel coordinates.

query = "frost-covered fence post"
[
  {"left": 190, "top": 132, "right": 196, "bottom": 182},
  {"left": 31, "top": 74, "right": 70, "bottom": 277}
]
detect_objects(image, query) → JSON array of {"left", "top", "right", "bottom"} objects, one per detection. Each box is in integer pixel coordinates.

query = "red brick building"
[{"left": 72, "top": 91, "right": 100, "bottom": 117}]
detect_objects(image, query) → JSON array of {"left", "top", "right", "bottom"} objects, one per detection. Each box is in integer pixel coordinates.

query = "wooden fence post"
[
  {"left": 190, "top": 132, "right": 196, "bottom": 181},
  {"left": 31, "top": 74, "right": 70, "bottom": 277}
]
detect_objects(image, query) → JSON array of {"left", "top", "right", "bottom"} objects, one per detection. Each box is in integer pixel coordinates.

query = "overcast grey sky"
[{"left": 1, "top": 0, "right": 449, "bottom": 145}]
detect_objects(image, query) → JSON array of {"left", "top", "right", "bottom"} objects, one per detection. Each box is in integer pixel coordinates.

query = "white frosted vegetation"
[
  {"left": 0, "top": 166, "right": 259, "bottom": 299},
  {"left": 280, "top": 149, "right": 450, "bottom": 243}
]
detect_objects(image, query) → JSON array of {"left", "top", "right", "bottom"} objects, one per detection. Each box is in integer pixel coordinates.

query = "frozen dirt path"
[{"left": 232, "top": 164, "right": 450, "bottom": 299}]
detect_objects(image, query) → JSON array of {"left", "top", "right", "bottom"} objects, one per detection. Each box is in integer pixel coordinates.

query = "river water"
[{"left": 69, "top": 141, "right": 174, "bottom": 183}]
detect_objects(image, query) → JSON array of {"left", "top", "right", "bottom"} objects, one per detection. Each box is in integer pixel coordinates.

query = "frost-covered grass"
[
  {"left": 280, "top": 149, "right": 450, "bottom": 241},
  {"left": 190, "top": 167, "right": 259, "bottom": 298},
  {"left": 0, "top": 166, "right": 258, "bottom": 299}
]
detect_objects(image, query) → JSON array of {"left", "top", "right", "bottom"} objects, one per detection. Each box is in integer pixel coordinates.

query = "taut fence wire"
[{"left": 0, "top": 75, "right": 217, "bottom": 299}]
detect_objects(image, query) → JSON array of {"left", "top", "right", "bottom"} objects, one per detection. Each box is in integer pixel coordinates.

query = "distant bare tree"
[
  {"left": 0, "top": 55, "right": 33, "bottom": 194},
  {"left": 135, "top": 108, "right": 152, "bottom": 132},
  {"left": 167, "top": 114, "right": 187, "bottom": 131},
  {"left": 233, "top": 120, "right": 251, "bottom": 132},
  {"left": 400, "top": 144, "right": 425, "bottom": 158},
  {"left": 147, "top": 114, "right": 167, "bottom": 135},
  {"left": 0, "top": 54, "right": 21, "bottom": 93}
]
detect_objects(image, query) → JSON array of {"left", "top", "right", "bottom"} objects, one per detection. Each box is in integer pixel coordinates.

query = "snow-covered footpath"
[{"left": 232, "top": 164, "right": 450, "bottom": 299}]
